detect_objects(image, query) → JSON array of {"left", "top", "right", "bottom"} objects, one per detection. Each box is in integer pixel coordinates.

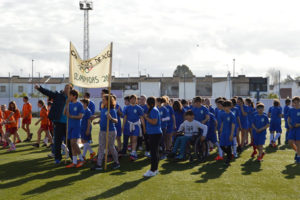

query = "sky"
[{"left": 0, "top": 0, "right": 300, "bottom": 79}]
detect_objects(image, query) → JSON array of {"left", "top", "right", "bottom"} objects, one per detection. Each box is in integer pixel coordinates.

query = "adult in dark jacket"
[{"left": 35, "top": 83, "right": 73, "bottom": 163}]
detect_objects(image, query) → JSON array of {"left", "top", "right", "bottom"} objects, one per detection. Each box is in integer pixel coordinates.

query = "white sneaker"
[
  {"left": 154, "top": 170, "right": 159, "bottom": 175},
  {"left": 48, "top": 153, "right": 55, "bottom": 158},
  {"left": 143, "top": 170, "right": 156, "bottom": 177},
  {"left": 144, "top": 151, "right": 151, "bottom": 157}
]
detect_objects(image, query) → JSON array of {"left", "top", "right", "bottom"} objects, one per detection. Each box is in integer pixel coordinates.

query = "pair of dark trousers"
[
  {"left": 149, "top": 134, "right": 162, "bottom": 172},
  {"left": 53, "top": 122, "right": 72, "bottom": 161}
]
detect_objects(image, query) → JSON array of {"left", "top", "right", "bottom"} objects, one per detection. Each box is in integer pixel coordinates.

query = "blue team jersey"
[
  {"left": 68, "top": 101, "right": 84, "bottom": 128},
  {"left": 269, "top": 106, "right": 282, "bottom": 123},
  {"left": 165, "top": 105, "right": 174, "bottom": 122},
  {"left": 247, "top": 106, "right": 255, "bottom": 124},
  {"left": 174, "top": 109, "right": 186, "bottom": 131},
  {"left": 288, "top": 108, "right": 300, "bottom": 127},
  {"left": 81, "top": 108, "right": 92, "bottom": 132},
  {"left": 221, "top": 112, "right": 236, "bottom": 134},
  {"left": 146, "top": 107, "right": 162, "bottom": 134},
  {"left": 208, "top": 112, "right": 216, "bottom": 133},
  {"left": 237, "top": 104, "right": 249, "bottom": 129},
  {"left": 184, "top": 105, "right": 191, "bottom": 110},
  {"left": 284, "top": 105, "right": 290, "bottom": 121},
  {"left": 100, "top": 108, "right": 117, "bottom": 131},
  {"left": 216, "top": 109, "right": 225, "bottom": 131},
  {"left": 88, "top": 100, "right": 96, "bottom": 115},
  {"left": 140, "top": 104, "right": 148, "bottom": 114},
  {"left": 252, "top": 113, "right": 269, "bottom": 131},
  {"left": 158, "top": 106, "right": 169, "bottom": 129},
  {"left": 191, "top": 106, "right": 209, "bottom": 123},
  {"left": 208, "top": 106, "right": 215, "bottom": 115},
  {"left": 124, "top": 105, "right": 143, "bottom": 122}
]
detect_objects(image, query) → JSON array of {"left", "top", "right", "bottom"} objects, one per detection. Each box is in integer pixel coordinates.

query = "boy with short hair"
[
  {"left": 80, "top": 99, "right": 95, "bottom": 160},
  {"left": 22, "top": 96, "right": 32, "bottom": 142},
  {"left": 268, "top": 99, "right": 283, "bottom": 147},
  {"left": 252, "top": 103, "right": 269, "bottom": 161},
  {"left": 169, "top": 110, "right": 207, "bottom": 160},
  {"left": 64, "top": 89, "right": 85, "bottom": 168},
  {"left": 220, "top": 101, "right": 236, "bottom": 165},
  {"left": 191, "top": 96, "right": 210, "bottom": 125},
  {"left": 288, "top": 96, "right": 300, "bottom": 163}
]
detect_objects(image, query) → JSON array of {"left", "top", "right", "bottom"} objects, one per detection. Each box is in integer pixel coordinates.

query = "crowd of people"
[{"left": 1, "top": 83, "right": 300, "bottom": 177}]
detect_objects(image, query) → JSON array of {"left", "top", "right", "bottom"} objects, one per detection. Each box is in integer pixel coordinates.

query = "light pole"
[{"left": 31, "top": 59, "right": 34, "bottom": 97}]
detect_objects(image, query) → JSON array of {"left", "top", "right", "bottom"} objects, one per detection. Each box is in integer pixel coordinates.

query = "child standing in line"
[
  {"left": 22, "top": 96, "right": 33, "bottom": 142},
  {"left": 91, "top": 94, "right": 120, "bottom": 170},
  {"left": 112, "top": 95, "right": 123, "bottom": 152},
  {"left": 251, "top": 103, "right": 269, "bottom": 161},
  {"left": 64, "top": 89, "right": 85, "bottom": 168},
  {"left": 284, "top": 99, "right": 291, "bottom": 145},
  {"left": 287, "top": 97, "right": 300, "bottom": 163},
  {"left": 219, "top": 101, "right": 236, "bottom": 165},
  {"left": 237, "top": 97, "right": 249, "bottom": 149},
  {"left": 204, "top": 98, "right": 215, "bottom": 114},
  {"left": 8, "top": 101, "right": 22, "bottom": 144},
  {"left": 191, "top": 96, "right": 210, "bottom": 125},
  {"left": 1, "top": 104, "right": 17, "bottom": 151},
  {"left": 80, "top": 99, "right": 95, "bottom": 160},
  {"left": 120, "top": 96, "right": 131, "bottom": 155},
  {"left": 33, "top": 100, "right": 53, "bottom": 148},
  {"left": 231, "top": 98, "right": 240, "bottom": 158},
  {"left": 122, "top": 95, "right": 145, "bottom": 161},
  {"left": 268, "top": 99, "right": 283, "bottom": 147},
  {"left": 162, "top": 96, "right": 176, "bottom": 153},
  {"left": 215, "top": 99, "right": 225, "bottom": 160},
  {"left": 206, "top": 111, "right": 223, "bottom": 158},
  {"left": 156, "top": 97, "right": 169, "bottom": 154},
  {"left": 173, "top": 100, "right": 186, "bottom": 132}
]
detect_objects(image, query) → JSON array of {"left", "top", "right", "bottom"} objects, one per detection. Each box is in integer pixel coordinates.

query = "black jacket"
[{"left": 37, "top": 86, "right": 67, "bottom": 122}]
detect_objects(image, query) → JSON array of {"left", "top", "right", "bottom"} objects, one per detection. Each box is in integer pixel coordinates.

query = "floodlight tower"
[{"left": 79, "top": 0, "right": 93, "bottom": 60}]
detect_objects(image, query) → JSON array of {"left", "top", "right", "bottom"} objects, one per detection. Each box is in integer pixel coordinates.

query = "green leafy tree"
[
  {"left": 267, "top": 93, "right": 279, "bottom": 99},
  {"left": 173, "top": 65, "right": 194, "bottom": 78}
]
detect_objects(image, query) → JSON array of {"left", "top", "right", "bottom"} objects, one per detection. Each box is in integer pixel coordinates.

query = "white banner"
[{"left": 69, "top": 42, "right": 112, "bottom": 88}]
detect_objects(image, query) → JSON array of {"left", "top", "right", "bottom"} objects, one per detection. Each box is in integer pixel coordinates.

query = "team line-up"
[{"left": 1, "top": 83, "right": 300, "bottom": 177}]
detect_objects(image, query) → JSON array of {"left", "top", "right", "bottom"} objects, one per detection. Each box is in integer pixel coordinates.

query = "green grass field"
[{"left": 1, "top": 119, "right": 300, "bottom": 200}]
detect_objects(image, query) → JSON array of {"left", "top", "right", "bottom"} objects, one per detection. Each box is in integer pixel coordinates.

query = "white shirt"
[{"left": 178, "top": 120, "right": 208, "bottom": 137}]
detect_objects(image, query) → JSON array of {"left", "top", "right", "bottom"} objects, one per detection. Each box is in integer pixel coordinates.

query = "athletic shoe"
[
  {"left": 90, "top": 152, "right": 96, "bottom": 159},
  {"left": 127, "top": 145, "right": 132, "bottom": 151},
  {"left": 55, "top": 159, "right": 61, "bottom": 164},
  {"left": 112, "top": 162, "right": 120, "bottom": 170},
  {"left": 7, "top": 146, "right": 16, "bottom": 151},
  {"left": 3, "top": 142, "right": 8, "bottom": 149},
  {"left": 272, "top": 142, "right": 277, "bottom": 148},
  {"left": 42, "top": 143, "right": 47, "bottom": 147},
  {"left": 143, "top": 170, "right": 156, "bottom": 177},
  {"left": 91, "top": 164, "right": 103, "bottom": 171},
  {"left": 257, "top": 157, "right": 262, "bottom": 162},
  {"left": 144, "top": 151, "right": 151, "bottom": 158},
  {"left": 29, "top": 133, "right": 33, "bottom": 141},
  {"left": 214, "top": 156, "right": 223, "bottom": 161},
  {"left": 32, "top": 143, "right": 40, "bottom": 148},
  {"left": 130, "top": 154, "right": 138, "bottom": 161},
  {"left": 16, "top": 139, "right": 22, "bottom": 144},
  {"left": 23, "top": 138, "right": 29, "bottom": 142},
  {"left": 76, "top": 161, "right": 86, "bottom": 168},
  {"left": 48, "top": 153, "right": 55, "bottom": 158},
  {"left": 251, "top": 151, "right": 257, "bottom": 158},
  {"left": 234, "top": 154, "right": 238, "bottom": 158},
  {"left": 66, "top": 163, "right": 77, "bottom": 168},
  {"left": 154, "top": 170, "right": 159, "bottom": 175}
]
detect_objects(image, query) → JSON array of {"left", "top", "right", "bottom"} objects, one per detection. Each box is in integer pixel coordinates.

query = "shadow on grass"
[
  {"left": 191, "top": 160, "right": 229, "bottom": 183},
  {"left": 23, "top": 169, "right": 95, "bottom": 196},
  {"left": 109, "top": 157, "right": 149, "bottom": 176},
  {"left": 84, "top": 177, "right": 148, "bottom": 200},
  {"left": 281, "top": 163, "right": 300, "bottom": 179},
  {"left": 279, "top": 144, "right": 291, "bottom": 150},
  {"left": 265, "top": 146, "right": 277, "bottom": 154},
  {"left": 240, "top": 158, "right": 262, "bottom": 175}
]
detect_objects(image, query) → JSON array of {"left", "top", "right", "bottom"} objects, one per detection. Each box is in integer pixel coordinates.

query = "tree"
[
  {"left": 173, "top": 65, "right": 194, "bottom": 78},
  {"left": 283, "top": 75, "right": 294, "bottom": 83}
]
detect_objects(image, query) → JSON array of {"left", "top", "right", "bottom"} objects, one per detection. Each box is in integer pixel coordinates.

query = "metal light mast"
[{"left": 79, "top": 0, "right": 93, "bottom": 60}]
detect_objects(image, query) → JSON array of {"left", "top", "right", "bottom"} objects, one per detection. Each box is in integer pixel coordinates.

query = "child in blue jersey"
[
  {"left": 64, "top": 89, "right": 85, "bottom": 168},
  {"left": 288, "top": 97, "right": 300, "bottom": 163},
  {"left": 91, "top": 94, "right": 120, "bottom": 170},
  {"left": 156, "top": 98, "right": 169, "bottom": 147},
  {"left": 251, "top": 103, "right": 269, "bottom": 161},
  {"left": 169, "top": 110, "right": 207, "bottom": 160},
  {"left": 231, "top": 98, "right": 240, "bottom": 158},
  {"left": 80, "top": 99, "right": 95, "bottom": 160},
  {"left": 191, "top": 96, "right": 210, "bottom": 125},
  {"left": 143, "top": 97, "right": 163, "bottom": 177},
  {"left": 173, "top": 100, "right": 186, "bottom": 132},
  {"left": 181, "top": 99, "right": 190, "bottom": 111},
  {"left": 215, "top": 99, "right": 225, "bottom": 160},
  {"left": 245, "top": 98, "right": 255, "bottom": 146},
  {"left": 268, "top": 99, "right": 283, "bottom": 147},
  {"left": 206, "top": 112, "right": 223, "bottom": 158},
  {"left": 84, "top": 92, "right": 95, "bottom": 115},
  {"left": 139, "top": 95, "right": 151, "bottom": 157},
  {"left": 220, "top": 100, "right": 236, "bottom": 165},
  {"left": 237, "top": 97, "right": 249, "bottom": 149},
  {"left": 120, "top": 96, "right": 131, "bottom": 155},
  {"left": 162, "top": 96, "right": 176, "bottom": 152},
  {"left": 284, "top": 99, "right": 291, "bottom": 144},
  {"left": 111, "top": 95, "right": 123, "bottom": 152},
  {"left": 122, "top": 95, "right": 145, "bottom": 161},
  {"left": 204, "top": 98, "right": 215, "bottom": 115}
]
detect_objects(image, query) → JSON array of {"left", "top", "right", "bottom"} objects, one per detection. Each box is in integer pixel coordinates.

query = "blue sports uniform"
[
  {"left": 284, "top": 105, "right": 290, "bottom": 129},
  {"left": 140, "top": 104, "right": 148, "bottom": 114},
  {"left": 220, "top": 111, "right": 236, "bottom": 146},
  {"left": 88, "top": 100, "right": 96, "bottom": 115},
  {"left": 252, "top": 113, "right": 269, "bottom": 145},
  {"left": 115, "top": 104, "right": 123, "bottom": 137},
  {"left": 208, "top": 106, "right": 215, "bottom": 115},
  {"left": 81, "top": 108, "right": 92, "bottom": 141},
  {"left": 174, "top": 109, "right": 186, "bottom": 132},
  {"left": 158, "top": 106, "right": 169, "bottom": 131},
  {"left": 145, "top": 107, "right": 162, "bottom": 134},
  {"left": 206, "top": 112, "right": 217, "bottom": 143},
  {"left": 191, "top": 106, "right": 209, "bottom": 124},
  {"left": 68, "top": 101, "right": 85, "bottom": 139},
  {"left": 165, "top": 105, "right": 175, "bottom": 134},
  {"left": 237, "top": 105, "right": 249, "bottom": 129},
  {"left": 268, "top": 106, "right": 282, "bottom": 133},
  {"left": 231, "top": 107, "right": 240, "bottom": 137},
  {"left": 288, "top": 108, "right": 300, "bottom": 141},
  {"left": 247, "top": 106, "right": 255, "bottom": 128},
  {"left": 100, "top": 108, "right": 117, "bottom": 131},
  {"left": 123, "top": 105, "right": 143, "bottom": 136}
]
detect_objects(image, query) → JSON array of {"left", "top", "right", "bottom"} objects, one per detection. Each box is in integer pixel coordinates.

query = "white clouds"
[{"left": 0, "top": 0, "right": 300, "bottom": 79}]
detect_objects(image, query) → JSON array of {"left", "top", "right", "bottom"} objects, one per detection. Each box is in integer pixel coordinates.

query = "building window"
[
  {"left": 0, "top": 85, "right": 6, "bottom": 92},
  {"left": 18, "top": 86, "right": 23, "bottom": 93},
  {"left": 50, "top": 86, "right": 56, "bottom": 91}
]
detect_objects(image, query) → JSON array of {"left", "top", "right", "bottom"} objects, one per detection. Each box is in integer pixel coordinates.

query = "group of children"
[{"left": 2, "top": 89, "right": 300, "bottom": 175}]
